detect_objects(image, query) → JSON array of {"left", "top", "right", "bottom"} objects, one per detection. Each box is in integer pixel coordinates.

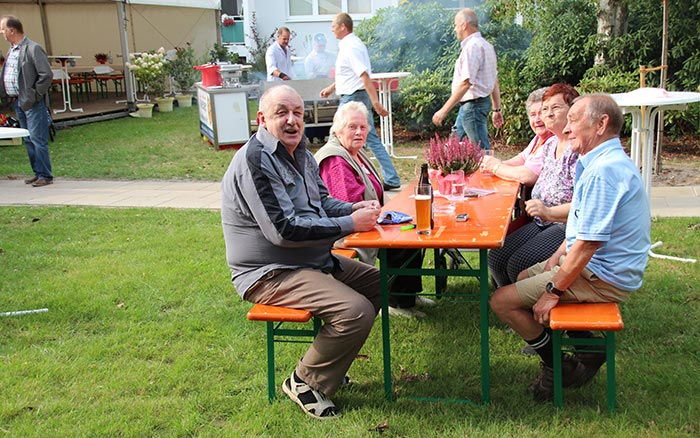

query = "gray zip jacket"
[
  {"left": 0, "top": 37, "right": 52, "bottom": 111},
  {"left": 221, "top": 127, "right": 356, "bottom": 296}
]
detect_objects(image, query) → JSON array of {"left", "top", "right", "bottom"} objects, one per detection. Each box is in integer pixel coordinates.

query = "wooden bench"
[
  {"left": 246, "top": 248, "right": 357, "bottom": 401},
  {"left": 550, "top": 302, "right": 624, "bottom": 411}
]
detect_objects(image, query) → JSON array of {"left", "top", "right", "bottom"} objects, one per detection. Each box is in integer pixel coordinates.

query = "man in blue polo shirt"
[{"left": 490, "top": 93, "right": 650, "bottom": 402}]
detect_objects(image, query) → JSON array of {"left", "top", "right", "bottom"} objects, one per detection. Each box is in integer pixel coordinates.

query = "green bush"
[
  {"left": 494, "top": 58, "right": 533, "bottom": 145},
  {"left": 392, "top": 68, "right": 454, "bottom": 134}
]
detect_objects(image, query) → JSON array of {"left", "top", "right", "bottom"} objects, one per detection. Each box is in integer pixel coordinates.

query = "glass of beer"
[{"left": 415, "top": 184, "right": 432, "bottom": 235}]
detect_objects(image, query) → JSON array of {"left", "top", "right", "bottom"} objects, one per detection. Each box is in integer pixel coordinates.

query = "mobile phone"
[{"left": 456, "top": 213, "right": 469, "bottom": 222}]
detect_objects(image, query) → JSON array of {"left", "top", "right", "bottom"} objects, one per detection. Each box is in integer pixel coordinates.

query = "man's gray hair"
[
  {"left": 525, "top": 87, "right": 548, "bottom": 112},
  {"left": 330, "top": 101, "right": 369, "bottom": 136},
  {"left": 259, "top": 84, "right": 301, "bottom": 114},
  {"left": 457, "top": 8, "right": 478, "bottom": 28},
  {"left": 575, "top": 93, "right": 624, "bottom": 136},
  {"left": 276, "top": 26, "right": 290, "bottom": 37}
]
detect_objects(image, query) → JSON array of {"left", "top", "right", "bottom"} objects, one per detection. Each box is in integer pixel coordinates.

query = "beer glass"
[{"left": 415, "top": 184, "right": 432, "bottom": 235}]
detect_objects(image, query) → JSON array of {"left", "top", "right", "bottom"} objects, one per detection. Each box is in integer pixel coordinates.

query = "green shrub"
[
  {"left": 494, "top": 58, "right": 533, "bottom": 145},
  {"left": 393, "top": 69, "right": 454, "bottom": 135}
]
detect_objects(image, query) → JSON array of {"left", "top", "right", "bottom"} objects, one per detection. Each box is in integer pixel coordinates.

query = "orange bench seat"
[{"left": 550, "top": 302, "right": 624, "bottom": 332}]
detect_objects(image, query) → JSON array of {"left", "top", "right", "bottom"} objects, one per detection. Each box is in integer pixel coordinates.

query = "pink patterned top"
[
  {"left": 319, "top": 156, "right": 384, "bottom": 204},
  {"left": 530, "top": 136, "right": 579, "bottom": 225}
]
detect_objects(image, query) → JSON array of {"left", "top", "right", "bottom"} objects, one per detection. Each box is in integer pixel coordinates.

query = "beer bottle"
[{"left": 419, "top": 163, "right": 434, "bottom": 229}]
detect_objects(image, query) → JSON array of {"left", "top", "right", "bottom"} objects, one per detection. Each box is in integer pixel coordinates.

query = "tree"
[{"left": 594, "top": 0, "right": 629, "bottom": 65}]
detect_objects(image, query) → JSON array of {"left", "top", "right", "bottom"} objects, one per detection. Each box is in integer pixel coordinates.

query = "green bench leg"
[
  {"left": 552, "top": 330, "right": 617, "bottom": 411},
  {"left": 552, "top": 330, "right": 564, "bottom": 407},
  {"left": 266, "top": 321, "right": 276, "bottom": 402},
  {"left": 606, "top": 332, "right": 616, "bottom": 412}
]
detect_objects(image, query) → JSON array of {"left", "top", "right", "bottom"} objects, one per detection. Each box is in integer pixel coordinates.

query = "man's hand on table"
[
  {"left": 352, "top": 200, "right": 380, "bottom": 211},
  {"left": 351, "top": 205, "right": 381, "bottom": 231}
]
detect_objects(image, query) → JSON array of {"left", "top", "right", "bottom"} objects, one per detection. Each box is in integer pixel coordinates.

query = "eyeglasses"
[{"left": 541, "top": 104, "right": 569, "bottom": 114}]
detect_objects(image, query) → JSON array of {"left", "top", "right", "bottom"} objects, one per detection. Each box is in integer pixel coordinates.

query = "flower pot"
[
  {"left": 435, "top": 170, "right": 465, "bottom": 195},
  {"left": 155, "top": 97, "right": 174, "bottom": 112},
  {"left": 96, "top": 59, "right": 107, "bottom": 64},
  {"left": 130, "top": 103, "right": 155, "bottom": 118},
  {"left": 175, "top": 94, "right": 193, "bottom": 107}
]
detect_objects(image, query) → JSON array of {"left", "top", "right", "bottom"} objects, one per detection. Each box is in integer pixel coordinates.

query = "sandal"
[{"left": 282, "top": 372, "right": 341, "bottom": 420}]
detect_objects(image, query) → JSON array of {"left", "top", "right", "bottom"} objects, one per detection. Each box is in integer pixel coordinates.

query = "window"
[{"left": 289, "top": 0, "right": 372, "bottom": 17}]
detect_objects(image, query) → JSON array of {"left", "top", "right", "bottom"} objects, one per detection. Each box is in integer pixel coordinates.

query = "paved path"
[{"left": 1, "top": 179, "right": 699, "bottom": 217}]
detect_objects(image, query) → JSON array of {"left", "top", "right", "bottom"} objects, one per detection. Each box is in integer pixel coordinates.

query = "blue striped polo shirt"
[{"left": 565, "top": 137, "right": 650, "bottom": 291}]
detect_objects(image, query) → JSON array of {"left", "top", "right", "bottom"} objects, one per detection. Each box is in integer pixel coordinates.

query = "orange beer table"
[{"left": 344, "top": 172, "right": 519, "bottom": 403}]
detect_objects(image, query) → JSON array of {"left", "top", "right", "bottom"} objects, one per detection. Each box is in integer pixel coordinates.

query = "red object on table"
[{"left": 194, "top": 64, "right": 222, "bottom": 87}]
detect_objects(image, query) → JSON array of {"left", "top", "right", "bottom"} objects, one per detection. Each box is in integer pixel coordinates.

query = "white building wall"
[{"left": 242, "top": 0, "right": 397, "bottom": 66}]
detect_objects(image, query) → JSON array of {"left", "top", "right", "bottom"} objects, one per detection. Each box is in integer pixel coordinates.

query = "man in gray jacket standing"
[{"left": 0, "top": 16, "right": 53, "bottom": 187}]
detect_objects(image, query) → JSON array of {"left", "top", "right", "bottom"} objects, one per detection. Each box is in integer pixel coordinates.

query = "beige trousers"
[{"left": 244, "top": 255, "right": 380, "bottom": 395}]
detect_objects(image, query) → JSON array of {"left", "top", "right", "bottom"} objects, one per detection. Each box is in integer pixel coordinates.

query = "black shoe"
[
  {"left": 529, "top": 354, "right": 586, "bottom": 402},
  {"left": 32, "top": 178, "right": 53, "bottom": 187},
  {"left": 574, "top": 344, "right": 606, "bottom": 387},
  {"left": 24, "top": 176, "right": 38, "bottom": 185},
  {"left": 383, "top": 183, "right": 401, "bottom": 191}
]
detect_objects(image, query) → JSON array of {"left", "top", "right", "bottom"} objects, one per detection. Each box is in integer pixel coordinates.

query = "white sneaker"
[
  {"left": 415, "top": 296, "right": 436, "bottom": 307},
  {"left": 388, "top": 306, "right": 426, "bottom": 318}
]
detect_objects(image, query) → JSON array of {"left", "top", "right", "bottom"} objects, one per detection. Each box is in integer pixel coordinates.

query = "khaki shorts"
[{"left": 515, "top": 256, "right": 630, "bottom": 308}]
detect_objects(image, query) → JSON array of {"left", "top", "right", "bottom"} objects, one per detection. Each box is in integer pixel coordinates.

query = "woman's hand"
[
  {"left": 525, "top": 199, "right": 549, "bottom": 219},
  {"left": 481, "top": 156, "right": 500, "bottom": 172}
]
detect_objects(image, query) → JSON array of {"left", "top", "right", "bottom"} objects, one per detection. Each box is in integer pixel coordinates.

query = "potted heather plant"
[
  {"left": 126, "top": 48, "right": 173, "bottom": 116},
  {"left": 167, "top": 43, "right": 196, "bottom": 107},
  {"left": 424, "top": 135, "right": 483, "bottom": 194}
]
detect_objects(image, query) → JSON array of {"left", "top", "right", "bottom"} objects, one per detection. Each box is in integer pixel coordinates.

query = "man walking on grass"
[{"left": 0, "top": 15, "right": 53, "bottom": 187}]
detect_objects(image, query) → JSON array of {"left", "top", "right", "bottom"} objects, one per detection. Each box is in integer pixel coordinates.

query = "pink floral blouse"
[{"left": 530, "top": 137, "right": 579, "bottom": 225}]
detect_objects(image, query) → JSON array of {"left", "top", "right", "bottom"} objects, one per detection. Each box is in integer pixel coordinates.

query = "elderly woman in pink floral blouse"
[
  {"left": 315, "top": 101, "right": 432, "bottom": 318},
  {"left": 488, "top": 83, "right": 580, "bottom": 287}
]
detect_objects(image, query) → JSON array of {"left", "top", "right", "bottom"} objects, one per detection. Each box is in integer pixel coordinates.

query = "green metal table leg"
[
  {"left": 606, "top": 332, "right": 616, "bottom": 412},
  {"left": 266, "top": 321, "right": 276, "bottom": 402},
  {"left": 479, "top": 249, "right": 490, "bottom": 403},
  {"left": 435, "top": 249, "right": 446, "bottom": 297},
  {"left": 379, "top": 249, "right": 393, "bottom": 401},
  {"left": 552, "top": 330, "right": 563, "bottom": 407}
]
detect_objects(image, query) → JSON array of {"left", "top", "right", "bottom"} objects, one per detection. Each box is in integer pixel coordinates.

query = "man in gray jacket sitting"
[
  {"left": 221, "top": 85, "right": 381, "bottom": 420},
  {"left": 0, "top": 15, "right": 53, "bottom": 187}
]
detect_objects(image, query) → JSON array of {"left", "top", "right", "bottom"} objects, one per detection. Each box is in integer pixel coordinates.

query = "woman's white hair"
[
  {"left": 330, "top": 101, "right": 369, "bottom": 136},
  {"left": 525, "top": 87, "right": 548, "bottom": 112}
]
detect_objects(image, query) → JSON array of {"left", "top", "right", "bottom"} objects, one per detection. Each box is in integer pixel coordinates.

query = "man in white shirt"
[
  {"left": 432, "top": 8, "right": 504, "bottom": 150},
  {"left": 320, "top": 13, "right": 401, "bottom": 190},
  {"left": 304, "top": 33, "right": 335, "bottom": 79},
  {"left": 265, "top": 27, "right": 294, "bottom": 82}
]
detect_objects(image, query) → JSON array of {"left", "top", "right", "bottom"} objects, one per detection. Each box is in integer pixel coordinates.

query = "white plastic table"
[
  {"left": 610, "top": 88, "right": 700, "bottom": 199},
  {"left": 0, "top": 127, "right": 30, "bottom": 139},
  {"left": 49, "top": 55, "right": 83, "bottom": 114},
  {"left": 370, "top": 72, "right": 415, "bottom": 159}
]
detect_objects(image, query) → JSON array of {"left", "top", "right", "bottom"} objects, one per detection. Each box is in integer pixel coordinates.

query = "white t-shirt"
[
  {"left": 451, "top": 32, "right": 498, "bottom": 101},
  {"left": 334, "top": 33, "right": 371, "bottom": 95},
  {"left": 304, "top": 50, "right": 336, "bottom": 79},
  {"left": 265, "top": 42, "right": 294, "bottom": 82}
]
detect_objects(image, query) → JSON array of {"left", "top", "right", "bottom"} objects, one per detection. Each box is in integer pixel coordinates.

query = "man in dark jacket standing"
[{"left": 0, "top": 15, "right": 53, "bottom": 187}]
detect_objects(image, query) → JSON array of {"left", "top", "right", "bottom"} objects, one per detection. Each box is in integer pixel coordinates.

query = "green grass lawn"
[
  {"left": 1, "top": 206, "right": 698, "bottom": 436},
  {"left": 0, "top": 107, "right": 446, "bottom": 184}
]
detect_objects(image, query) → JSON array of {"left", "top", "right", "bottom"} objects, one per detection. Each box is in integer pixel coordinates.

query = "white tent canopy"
[{"left": 1, "top": 0, "right": 221, "bottom": 106}]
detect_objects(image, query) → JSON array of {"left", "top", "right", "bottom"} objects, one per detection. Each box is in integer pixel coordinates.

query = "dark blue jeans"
[
  {"left": 455, "top": 96, "right": 491, "bottom": 150},
  {"left": 15, "top": 100, "right": 53, "bottom": 179},
  {"left": 338, "top": 90, "right": 401, "bottom": 187}
]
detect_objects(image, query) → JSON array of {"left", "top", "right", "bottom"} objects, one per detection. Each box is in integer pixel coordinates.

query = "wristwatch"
[
  {"left": 545, "top": 281, "right": 564, "bottom": 297},
  {"left": 492, "top": 108, "right": 502, "bottom": 112}
]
